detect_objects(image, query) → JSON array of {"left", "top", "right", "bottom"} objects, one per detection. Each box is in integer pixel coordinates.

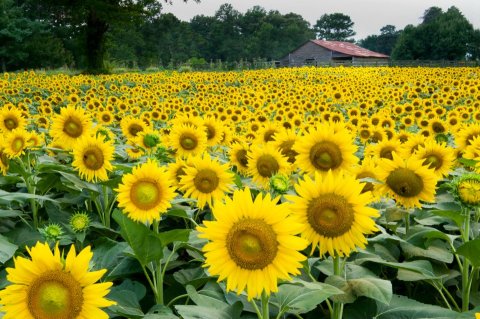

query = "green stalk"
[
  {"left": 155, "top": 261, "right": 164, "bottom": 305},
  {"left": 332, "top": 256, "right": 344, "bottom": 319},
  {"left": 251, "top": 299, "right": 262, "bottom": 319},
  {"left": 261, "top": 290, "right": 269, "bottom": 319},
  {"left": 18, "top": 156, "right": 38, "bottom": 228},
  {"left": 462, "top": 208, "right": 471, "bottom": 312},
  {"left": 102, "top": 184, "right": 110, "bottom": 228}
]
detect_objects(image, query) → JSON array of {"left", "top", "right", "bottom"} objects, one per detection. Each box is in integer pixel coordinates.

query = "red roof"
[{"left": 311, "top": 40, "right": 389, "bottom": 58}]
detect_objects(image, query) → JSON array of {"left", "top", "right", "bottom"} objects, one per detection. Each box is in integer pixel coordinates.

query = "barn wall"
[
  {"left": 352, "top": 57, "right": 389, "bottom": 65},
  {"left": 280, "top": 41, "right": 332, "bottom": 66}
]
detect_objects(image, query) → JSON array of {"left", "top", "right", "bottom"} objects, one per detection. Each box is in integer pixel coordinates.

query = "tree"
[
  {"left": 359, "top": 25, "right": 401, "bottom": 56},
  {"left": 314, "top": 13, "right": 355, "bottom": 41},
  {"left": 392, "top": 6, "right": 480, "bottom": 60},
  {"left": 23, "top": 0, "right": 197, "bottom": 73}
]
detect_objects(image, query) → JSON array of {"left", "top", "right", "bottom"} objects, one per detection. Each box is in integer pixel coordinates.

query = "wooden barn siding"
[{"left": 280, "top": 42, "right": 332, "bottom": 66}]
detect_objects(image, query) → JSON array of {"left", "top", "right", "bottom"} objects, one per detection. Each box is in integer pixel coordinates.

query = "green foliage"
[
  {"left": 314, "top": 13, "right": 356, "bottom": 41},
  {"left": 391, "top": 6, "right": 480, "bottom": 60},
  {"left": 359, "top": 25, "right": 401, "bottom": 56}
]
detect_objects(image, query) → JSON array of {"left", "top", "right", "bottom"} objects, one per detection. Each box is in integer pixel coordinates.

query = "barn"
[{"left": 279, "top": 39, "right": 389, "bottom": 66}]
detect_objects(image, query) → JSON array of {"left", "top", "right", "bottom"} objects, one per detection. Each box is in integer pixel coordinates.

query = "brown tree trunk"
[{"left": 86, "top": 9, "right": 109, "bottom": 73}]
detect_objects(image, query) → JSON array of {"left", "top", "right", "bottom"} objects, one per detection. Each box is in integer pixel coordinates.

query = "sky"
[{"left": 161, "top": 0, "right": 480, "bottom": 40}]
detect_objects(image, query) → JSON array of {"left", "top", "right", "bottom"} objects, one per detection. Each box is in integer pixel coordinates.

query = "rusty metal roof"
[{"left": 311, "top": 40, "right": 389, "bottom": 58}]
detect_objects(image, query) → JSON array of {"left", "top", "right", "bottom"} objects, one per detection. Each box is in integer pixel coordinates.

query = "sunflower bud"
[
  {"left": 40, "top": 224, "right": 64, "bottom": 241},
  {"left": 270, "top": 174, "right": 290, "bottom": 194},
  {"left": 69, "top": 212, "right": 90, "bottom": 233},
  {"left": 143, "top": 133, "right": 160, "bottom": 148},
  {"left": 453, "top": 173, "right": 480, "bottom": 208}
]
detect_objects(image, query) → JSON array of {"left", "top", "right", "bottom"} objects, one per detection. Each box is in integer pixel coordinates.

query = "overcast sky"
[{"left": 161, "top": 0, "right": 480, "bottom": 40}]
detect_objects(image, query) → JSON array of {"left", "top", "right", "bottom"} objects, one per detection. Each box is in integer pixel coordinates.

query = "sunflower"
[
  {"left": 364, "top": 139, "right": 404, "bottom": 161},
  {"left": 125, "top": 141, "right": 145, "bottom": 161},
  {"left": 167, "top": 157, "right": 191, "bottom": 187},
  {"left": 132, "top": 128, "right": 161, "bottom": 153},
  {"left": 455, "top": 123, "right": 480, "bottom": 151},
  {"left": 228, "top": 141, "right": 250, "bottom": 175},
  {"left": 96, "top": 110, "right": 114, "bottom": 126},
  {"left": 255, "top": 122, "right": 282, "bottom": 144},
  {"left": 116, "top": 159, "right": 176, "bottom": 223},
  {"left": 120, "top": 116, "right": 146, "bottom": 140},
  {"left": 0, "top": 242, "right": 115, "bottom": 319},
  {"left": 247, "top": 144, "right": 291, "bottom": 189},
  {"left": 179, "top": 155, "right": 234, "bottom": 208},
  {"left": 50, "top": 105, "right": 92, "bottom": 150},
  {"left": 412, "top": 140, "right": 456, "bottom": 178},
  {"left": 72, "top": 135, "right": 115, "bottom": 182},
  {"left": 351, "top": 158, "right": 381, "bottom": 199},
  {"left": 3, "top": 128, "right": 30, "bottom": 158},
  {"left": 0, "top": 136, "right": 9, "bottom": 175},
  {"left": 286, "top": 170, "right": 379, "bottom": 257},
  {"left": 0, "top": 105, "right": 27, "bottom": 133},
  {"left": 400, "top": 134, "right": 433, "bottom": 158},
  {"left": 197, "top": 187, "right": 307, "bottom": 300},
  {"left": 293, "top": 123, "right": 358, "bottom": 175},
  {"left": 202, "top": 116, "right": 224, "bottom": 147},
  {"left": 463, "top": 135, "right": 480, "bottom": 171},
  {"left": 271, "top": 128, "right": 299, "bottom": 165},
  {"left": 168, "top": 123, "right": 207, "bottom": 158},
  {"left": 377, "top": 152, "right": 439, "bottom": 208}
]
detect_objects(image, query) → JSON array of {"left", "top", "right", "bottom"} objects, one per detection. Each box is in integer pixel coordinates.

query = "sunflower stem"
[
  {"left": 155, "top": 261, "right": 164, "bottom": 305},
  {"left": 102, "top": 184, "right": 110, "bottom": 228},
  {"left": 461, "top": 207, "right": 471, "bottom": 312},
  {"left": 404, "top": 211, "right": 410, "bottom": 236},
  {"left": 332, "top": 256, "right": 344, "bottom": 319},
  {"left": 18, "top": 156, "right": 38, "bottom": 228},
  {"left": 251, "top": 298, "right": 262, "bottom": 319},
  {"left": 261, "top": 290, "right": 269, "bottom": 319}
]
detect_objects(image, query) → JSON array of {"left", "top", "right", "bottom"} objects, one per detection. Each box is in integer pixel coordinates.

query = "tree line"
[{"left": 1, "top": 1, "right": 479, "bottom": 72}]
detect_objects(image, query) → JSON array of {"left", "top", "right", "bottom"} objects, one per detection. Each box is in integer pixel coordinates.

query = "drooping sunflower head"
[
  {"left": 0, "top": 242, "right": 115, "bottom": 319},
  {"left": 167, "top": 157, "right": 192, "bottom": 187},
  {"left": 50, "top": 105, "right": 92, "bottom": 150},
  {"left": 179, "top": 155, "right": 234, "bottom": 208},
  {"left": 351, "top": 157, "right": 380, "bottom": 199},
  {"left": 293, "top": 123, "right": 358, "bottom": 175},
  {"left": 168, "top": 123, "right": 208, "bottom": 158},
  {"left": 247, "top": 144, "right": 291, "bottom": 189},
  {"left": 116, "top": 159, "right": 176, "bottom": 223},
  {"left": 377, "top": 152, "right": 439, "bottom": 208},
  {"left": 197, "top": 187, "right": 307, "bottom": 300},
  {"left": 286, "top": 170, "right": 379, "bottom": 257},
  {"left": 72, "top": 134, "right": 115, "bottom": 182},
  {"left": 0, "top": 138, "right": 9, "bottom": 175},
  {"left": 454, "top": 123, "right": 480, "bottom": 151},
  {"left": 452, "top": 173, "right": 480, "bottom": 208}
]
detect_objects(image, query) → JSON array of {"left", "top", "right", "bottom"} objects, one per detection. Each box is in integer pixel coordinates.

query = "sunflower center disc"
[
  {"left": 424, "top": 154, "right": 442, "bottom": 170},
  {"left": 263, "top": 130, "right": 276, "bottom": 142},
  {"left": 380, "top": 147, "right": 395, "bottom": 160},
  {"left": 131, "top": 180, "right": 160, "bottom": 210},
  {"left": 102, "top": 114, "right": 111, "bottom": 122},
  {"left": 309, "top": 141, "right": 343, "bottom": 171},
  {"left": 83, "top": 147, "right": 104, "bottom": 170},
  {"left": 128, "top": 124, "right": 143, "bottom": 137},
  {"left": 4, "top": 118, "right": 17, "bottom": 130},
  {"left": 256, "top": 154, "right": 280, "bottom": 177},
  {"left": 356, "top": 171, "right": 375, "bottom": 193},
  {"left": 175, "top": 166, "right": 186, "bottom": 182},
  {"left": 307, "top": 193, "right": 355, "bottom": 238},
  {"left": 194, "top": 169, "right": 219, "bottom": 193},
  {"left": 180, "top": 134, "right": 197, "bottom": 150},
  {"left": 386, "top": 167, "right": 424, "bottom": 198},
  {"left": 63, "top": 117, "right": 83, "bottom": 138},
  {"left": 12, "top": 138, "right": 24, "bottom": 152},
  {"left": 235, "top": 149, "right": 249, "bottom": 167},
  {"left": 205, "top": 125, "right": 215, "bottom": 140},
  {"left": 227, "top": 219, "right": 278, "bottom": 270},
  {"left": 28, "top": 271, "right": 83, "bottom": 319},
  {"left": 279, "top": 140, "right": 298, "bottom": 164}
]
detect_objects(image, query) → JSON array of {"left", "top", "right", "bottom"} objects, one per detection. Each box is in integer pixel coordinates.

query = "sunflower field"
[{"left": 0, "top": 67, "right": 480, "bottom": 319}]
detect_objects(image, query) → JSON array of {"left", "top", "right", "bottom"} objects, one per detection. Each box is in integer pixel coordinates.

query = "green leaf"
[
  {"left": 325, "top": 276, "right": 392, "bottom": 305},
  {"left": 108, "top": 280, "right": 146, "bottom": 318},
  {"left": 158, "top": 229, "right": 191, "bottom": 246},
  {"left": 175, "top": 304, "right": 242, "bottom": 319},
  {"left": 272, "top": 279, "right": 343, "bottom": 315},
  {"left": 0, "top": 234, "right": 18, "bottom": 264},
  {"left": 186, "top": 285, "right": 229, "bottom": 309},
  {"left": 145, "top": 305, "right": 179, "bottom": 319},
  {"left": 112, "top": 209, "right": 164, "bottom": 266},
  {"left": 456, "top": 238, "right": 480, "bottom": 267},
  {"left": 430, "top": 210, "right": 464, "bottom": 229},
  {"left": 0, "top": 189, "right": 57, "bottom": 203},
  {"left": 0, "top": 209, "right": 23, "bottom": 218}
]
